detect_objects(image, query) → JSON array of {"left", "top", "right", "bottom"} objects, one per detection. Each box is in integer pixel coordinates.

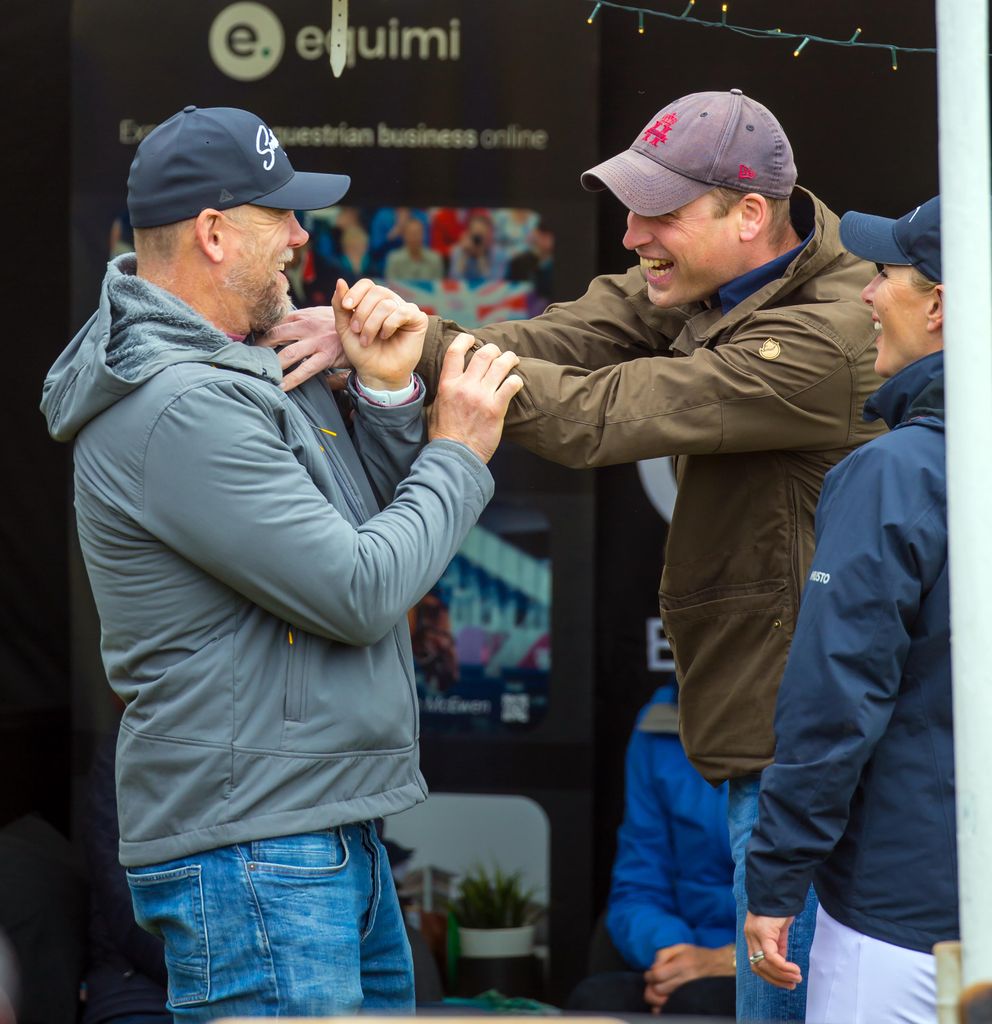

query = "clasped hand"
[
  {"left": 258, "top": 278, "right": 523, "bottom": 465},
  {"left": 258, "top": 278, "right": 429, "bottom": 392}
]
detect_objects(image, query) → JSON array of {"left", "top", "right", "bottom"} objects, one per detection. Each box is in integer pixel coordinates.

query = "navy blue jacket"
[
  {"left": 746, "top": 351, "right": 955, "bottom": 953},
  {"left": 607, "top": 687, "right": 735, "bottom": 967}
]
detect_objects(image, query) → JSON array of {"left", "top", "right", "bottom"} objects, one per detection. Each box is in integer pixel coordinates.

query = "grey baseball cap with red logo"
[
  {"left": 128, "top": 105, "right": 351, "bottom": 228},
  {"left": 581, "top": 89, "right": 797, "bottom": 217}
]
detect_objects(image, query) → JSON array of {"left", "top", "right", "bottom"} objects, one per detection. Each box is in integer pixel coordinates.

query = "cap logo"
[
  {"left": 643, "top": 113, "right": 678, "bottom": 147},
  {"left": 739, "top": 164, "right": 756, "bottom": 181},
  {"left": 255, "top": 124, "right": 280, "bottom": 171},
  {"left": 759, "top": 338, "right": 781, "bottom": 360},
  {"left": 219, "top": 188, "right": 234, "bottom": 202}
]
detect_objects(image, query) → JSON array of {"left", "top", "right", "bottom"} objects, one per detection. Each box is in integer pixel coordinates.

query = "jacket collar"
[
  {"left": 717, "top": 227, "right": 814, "bottom": 315},
  {"left": 863, "top": 350, "right": 945, "bottom": 429}
]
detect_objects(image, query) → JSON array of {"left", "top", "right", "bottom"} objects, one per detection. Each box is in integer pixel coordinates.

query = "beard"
[{"left": 223, "top": 238, "right": 292, "bottom": 335}]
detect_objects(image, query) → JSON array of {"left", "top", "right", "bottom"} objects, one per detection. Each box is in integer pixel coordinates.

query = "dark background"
[{"left": 3, "top": 0, "right": 940, "bottom": 1002}]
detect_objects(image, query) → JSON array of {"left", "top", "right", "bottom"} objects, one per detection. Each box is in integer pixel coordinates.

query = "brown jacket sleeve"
[
  {"left": 417, "top": 281, "right": 874, "bottom": 469},
  {"left": 417, "top": 268, "right": 676, "bottom": 383}
]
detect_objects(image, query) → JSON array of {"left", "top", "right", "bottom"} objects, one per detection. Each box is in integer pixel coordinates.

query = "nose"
[
  {"left": 623, "top": 211, "right": 654, "bottom": 252},
  {"left": 289, "top": 214, "right": 309, "bottom": 248},
  {"left": 861, "top": 272, "right": 882, "bottom": 306}
]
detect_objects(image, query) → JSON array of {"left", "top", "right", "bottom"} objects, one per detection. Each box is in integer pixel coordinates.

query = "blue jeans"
[
  {"left": 126, "top": 823, "right": 413, "bottom": 1020},
  {"left": 729, "top": 776, "right": 817, "bottom": 1023}
]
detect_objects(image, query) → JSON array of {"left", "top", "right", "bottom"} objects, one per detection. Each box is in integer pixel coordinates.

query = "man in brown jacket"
[{"left": 265, "top": 89, "right": 881, "bottom": 1023}]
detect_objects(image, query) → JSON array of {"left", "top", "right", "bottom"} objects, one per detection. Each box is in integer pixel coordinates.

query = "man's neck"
[
  {"left": 745, "top": 225, "right": 803, "bottom": 273},
  {"left": 137, "top": 262, "right": 248, "bottom": 337}
]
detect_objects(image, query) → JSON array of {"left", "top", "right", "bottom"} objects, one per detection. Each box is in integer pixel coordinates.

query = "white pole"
[{"left": 936, "top": 0, "right": 992, "bottom": 991}]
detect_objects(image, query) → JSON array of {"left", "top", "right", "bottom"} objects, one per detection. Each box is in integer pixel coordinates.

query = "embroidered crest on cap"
[
  {"left": 759, "top": 339, "right": 781, "bottom": 360},
  {"left": 255, "top": 125, "right": 280, "bottom": 171},
  {"left": 739, "top": 164, "right": 756, "bottom": 180},
  {"left": 643, "top": 113, "right": 678, "bottom": 147}
]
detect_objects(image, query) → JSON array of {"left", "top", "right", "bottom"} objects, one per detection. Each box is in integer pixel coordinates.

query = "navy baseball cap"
[
  {"left": 839, "top": 196, "right": 942, "bottom": 283},
  {"left": 127, "top": 106, "right": 350, "bottom": 228}
]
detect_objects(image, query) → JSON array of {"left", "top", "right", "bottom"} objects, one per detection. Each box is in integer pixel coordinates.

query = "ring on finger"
[{"left": 748, "top": 950, "right": 766, "bottom": 966}]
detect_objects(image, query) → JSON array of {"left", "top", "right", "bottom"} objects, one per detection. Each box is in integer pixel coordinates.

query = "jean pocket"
[
  {"left": 246, "top": 827, "right": 351, "bottom": 877},
  {"left": 126, "top": 864, "right": 210, "bottom": 1006}
]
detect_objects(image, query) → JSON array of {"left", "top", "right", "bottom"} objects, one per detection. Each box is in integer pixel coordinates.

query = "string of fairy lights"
[{"left": 583, "top": 0, "right": 938, "bottom": 71}]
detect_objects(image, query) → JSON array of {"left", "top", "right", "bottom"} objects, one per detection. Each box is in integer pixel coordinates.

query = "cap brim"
[
  {"left": 581, "top": 149, "right": 713, "bottom": 217},
  {"left": 839, "top": 210, "right": 910, "bottom": 266},
  {"left": 255, "top": 170, "right": 351, "bottom": 212}
]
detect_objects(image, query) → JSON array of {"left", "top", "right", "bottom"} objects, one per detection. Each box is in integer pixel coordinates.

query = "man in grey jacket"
[{"left": 41, "top": 105, "right": 522, "bottom": 1020}]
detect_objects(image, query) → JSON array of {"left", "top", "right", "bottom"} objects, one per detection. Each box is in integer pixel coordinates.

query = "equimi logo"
[{"left": 209, "top": 2, "right": 461, "bottom": 81}]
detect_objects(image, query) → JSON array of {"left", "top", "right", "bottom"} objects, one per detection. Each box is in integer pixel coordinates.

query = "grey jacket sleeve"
[
  {"left": 140, "top": 378, "right": 492, "bottom": 646},
  {"left": 347, "top": 374, "right": 429, "bottom": 506}
]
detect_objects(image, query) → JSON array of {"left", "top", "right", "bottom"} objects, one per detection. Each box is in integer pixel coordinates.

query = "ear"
[
  {"left": 926, "top": 284, "right": 944, "bottom": 335},
  {"left": 737, "top": 193, "right": 767, "bottom": 243},
  {"left": 193, "top": 209, "right": 228, "bottom": 265}
]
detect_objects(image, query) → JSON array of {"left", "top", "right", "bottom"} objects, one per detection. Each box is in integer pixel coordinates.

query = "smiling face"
[
  {"left": 223, "top": 205, "right": 308, "bottom": 333},
  {"left": 862, "top": 265, "right": 943, "bottom": 378},
  {"left": 623, "top": 190, "right": 751, "bottom": 308}
]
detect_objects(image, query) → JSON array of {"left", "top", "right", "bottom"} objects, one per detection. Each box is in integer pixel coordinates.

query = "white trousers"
[{"left": 806, "top": 905, "right": 937, "bottom": 1024}]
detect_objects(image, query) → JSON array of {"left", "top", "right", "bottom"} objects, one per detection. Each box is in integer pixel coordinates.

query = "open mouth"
[{"left": 640, "top": 256, "right": 674, "bottom": 279}]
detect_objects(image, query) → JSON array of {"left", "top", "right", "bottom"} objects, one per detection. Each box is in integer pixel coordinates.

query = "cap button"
[
  {"left": 183, "top": 105, "right": 197, "bottom": 113},
  {"left": 730, "top": 88, "right": 743, "bottom": 96}
]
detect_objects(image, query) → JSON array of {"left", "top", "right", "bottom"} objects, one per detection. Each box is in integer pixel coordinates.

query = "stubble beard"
[{"left": 223, "top": 240, "right": 292, "bottom": 335}]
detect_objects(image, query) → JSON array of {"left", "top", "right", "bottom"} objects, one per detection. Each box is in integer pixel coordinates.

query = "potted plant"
[{"left": 449, "top": 864, "right": 540, "bottom": 959}]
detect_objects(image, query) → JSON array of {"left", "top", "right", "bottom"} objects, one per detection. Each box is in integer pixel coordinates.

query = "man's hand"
[
  {"left": 743, "top": 912, "right": 802, "bottom": 990},
  {"left": 428, "top": 333, "right": 522, "bottom": 464},
  {"left": 257, "top": 278, "right": 429, "bottom": 393},
  {"left": 337, "top": 278, "right": 429, "bottom": 391},
  {"left": 642, "top": 943, "right": 735, "bottom": 1013},
  {"left": 257, "top": 306, "right": 348, "bottom": 393}
]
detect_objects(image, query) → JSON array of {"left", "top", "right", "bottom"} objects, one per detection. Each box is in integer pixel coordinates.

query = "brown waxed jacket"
[{"left": 415, "top": 189, "right": 883, "bottom": 784}]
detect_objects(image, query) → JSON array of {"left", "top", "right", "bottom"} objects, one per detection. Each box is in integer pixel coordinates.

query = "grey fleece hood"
[{"left": 41, "top": 254, "right": 283, "bottom": 442}]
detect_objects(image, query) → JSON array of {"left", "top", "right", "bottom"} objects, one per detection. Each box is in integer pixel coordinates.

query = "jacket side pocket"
[
  {"left": 284, "top": 626, "right": 309, "bottom": 722},
  {"left": 660, "top": 579, "right": 791, "bottom": 778}
]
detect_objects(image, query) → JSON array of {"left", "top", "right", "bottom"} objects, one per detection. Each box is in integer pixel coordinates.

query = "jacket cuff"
[
  {"left": 415, "top": 316, "right": 448, "bottom": 399},
  {"left": 347, "top": 373, "right": 427, "bottom": 428}
]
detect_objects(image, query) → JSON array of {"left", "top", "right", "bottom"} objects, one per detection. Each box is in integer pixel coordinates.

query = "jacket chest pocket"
[{"left": 284, "top": 626, "right": 311, "bottom": 722}]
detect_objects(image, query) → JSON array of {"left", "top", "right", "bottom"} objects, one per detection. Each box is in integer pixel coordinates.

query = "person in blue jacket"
[
  {"left": 569, "top": 685, "right": 735, "bottom": 1016},
  {"left": 744, "top": 196, "right": 950, "bottom": 1024}
]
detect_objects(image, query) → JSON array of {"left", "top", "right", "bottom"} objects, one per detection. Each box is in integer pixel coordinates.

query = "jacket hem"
[
  {"left": 817, "top": 887, "right": 957, "bottom": 955},
  {"left": 119, "top": 777, "right": 428, "bottom": 867}
]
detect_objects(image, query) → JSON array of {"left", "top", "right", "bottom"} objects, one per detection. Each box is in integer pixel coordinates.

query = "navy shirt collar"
[{"left": 716, "top": 228, "right": 814, "bottom": 315}]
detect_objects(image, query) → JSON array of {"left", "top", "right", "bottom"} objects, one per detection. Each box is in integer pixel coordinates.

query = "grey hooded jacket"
[{"left": 42, "top": 255, "right": 494, "bottom": 866}]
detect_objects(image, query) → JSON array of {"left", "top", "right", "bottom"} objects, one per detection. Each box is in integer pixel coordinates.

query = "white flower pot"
[{"left": 458, "top": 924, "right": 535, "bottom": 959}]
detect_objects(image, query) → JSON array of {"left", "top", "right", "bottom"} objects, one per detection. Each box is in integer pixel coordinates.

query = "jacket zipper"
[{"left": 790, "top": 481, "right": 804, "bottom": 614}]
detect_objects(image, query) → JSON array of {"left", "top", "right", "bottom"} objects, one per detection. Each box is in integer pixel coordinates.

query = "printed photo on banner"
[
  {"left": 110, "top": 205, "right": 555, "bottom": 323},
  {"left": 409, "top": 501, "right": 551, "bottom": 736},
  {"left": 108, "top": 205, "right": 554, "bottom": 737}
]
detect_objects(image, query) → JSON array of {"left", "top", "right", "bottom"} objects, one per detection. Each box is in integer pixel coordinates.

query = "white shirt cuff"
[{"left": 354, "top": 375, "right": 417, "bottom": 406}]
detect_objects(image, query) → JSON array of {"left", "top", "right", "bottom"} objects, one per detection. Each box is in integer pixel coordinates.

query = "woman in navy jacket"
[{"left": 743, "top": 197, "right": 952, "bottom": 1024}]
